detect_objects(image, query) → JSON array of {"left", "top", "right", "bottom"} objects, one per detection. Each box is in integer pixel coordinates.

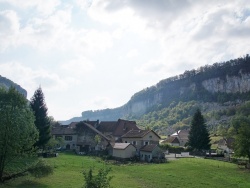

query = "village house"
[
  {"left": 217, "top": 137, "right": 234, "bottom": 156},
  {"left": 163, "top": 129, "right": 189, "bottom": 147},
  {"left": 121, "top": 129, "right": 161, "bottom": 150},
  {"left": 140, "top": 144, "right": 163, "bottom": 162},
  {"left": 51, "top": 121, "right": 110, "bottom": 153},
  {"left": 96, "top": 119, "right": 140, "bottom": 143},
  {"left": 52, "top": 119, "right": 165, "bottom": 162},
  {"left": 52, "top": 122, "right": 78, "bottom": 150},
  {"left": 161, "top": 136, "right": 180, "bottom": 146},
  {"left": 111, "top": 143, "right": 136, "bottom": 160}
]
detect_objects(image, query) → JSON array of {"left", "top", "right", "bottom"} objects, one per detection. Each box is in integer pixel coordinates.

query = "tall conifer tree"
[
  {"left": 30, "top": 87, "right": 51, "bottom": 149},
  {"left": 188, "top": 109, "right": 211, "bottom": 151}
]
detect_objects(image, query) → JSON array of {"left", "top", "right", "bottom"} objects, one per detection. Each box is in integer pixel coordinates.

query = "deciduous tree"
[
  {"left": 233, "top": 117, "right": 250, "bottom": 163},
  {"left": 0, "top": 87, "right": 38, "bottom": 182}
]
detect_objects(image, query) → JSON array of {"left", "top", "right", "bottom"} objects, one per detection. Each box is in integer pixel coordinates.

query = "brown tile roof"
[
  {"left": 97, "top": 119, "right": 140, "bottom": 137},
  {"left": 51, "top": 121, "right": 110, "bottom": 141},
  {"left": 121, "top": 129, "right": 150, "bottom": 138},
  {"left": 83, "top": 120, "right": 99, "bottom": 127},
  {"left": 140, "top": 144, "right": 158, "bottom": 152},
  {"left": 122, "top": 129, "right": 161, "bottom": 139},
  {"left": 113, "top": 143, "right": 135, "bottom": 150},
  {"left": 113, "top": 119, "right": 140, "bottom": 137},
  {"left": 51, "top": 126, "right": 76, "bottom": 135},
  {"left": 163, "top": 136, "right": 180, "bottom": 144},
  {"left": 83, "top": 122, "right": 110, "bottom": 141},
  {"left": 97, "top": 121, "right": 117, "bottom": 132}
]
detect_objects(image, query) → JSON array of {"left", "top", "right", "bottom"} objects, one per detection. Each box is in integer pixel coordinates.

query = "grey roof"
[
  {"left": 113, "top": 143, "right": 135, "bottom": 150},
  {"left": 140, "top": 144, "right": 159, "bottom": 152}
]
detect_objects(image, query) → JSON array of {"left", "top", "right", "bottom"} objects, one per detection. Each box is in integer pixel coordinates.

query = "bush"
[
  {"left": 28, "top": 159, "right": 53, "bottom": 178},
  {"left": 83, "top": 167, "right": 113, "bottom": 188},
  {"left": 160, "top": 144, "right": 188, "bottom": 153}
]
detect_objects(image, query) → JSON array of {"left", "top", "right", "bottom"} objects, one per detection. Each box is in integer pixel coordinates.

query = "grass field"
[{"left": 2, "top": 152, "right": 250, "bottom": 188}]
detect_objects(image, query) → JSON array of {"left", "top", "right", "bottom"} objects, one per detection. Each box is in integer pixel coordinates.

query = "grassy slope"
[{"left": 2, "top": 152, "right": 250, "bottom": 188}]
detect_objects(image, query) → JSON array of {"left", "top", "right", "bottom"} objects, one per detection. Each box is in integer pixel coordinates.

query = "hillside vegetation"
[
  {"left": 74, "top": 55, "right": 250, "bottom": 135},
  {"left": 0, "top": 75, "right": 27, "bottom": 97}
]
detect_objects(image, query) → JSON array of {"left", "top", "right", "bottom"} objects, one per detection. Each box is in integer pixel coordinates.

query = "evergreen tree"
[
  {"left": 188, "top": 109, "right": 211, "bottom": 151},
  {"left": 30, "top": 87, "right": 51, "bottom": 150}
]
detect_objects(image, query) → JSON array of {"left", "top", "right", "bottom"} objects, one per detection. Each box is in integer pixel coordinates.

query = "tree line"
[{"left": 0, "top": 86, "right": 53, "bottom": 183}]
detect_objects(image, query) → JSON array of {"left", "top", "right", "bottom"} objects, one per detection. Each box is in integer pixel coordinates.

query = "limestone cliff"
[
  {"left": 202, "top": 73, "right": 250, "bottom": 93},
  {"left": 81, "top": 55, "right": 250, "bottom": 121}
]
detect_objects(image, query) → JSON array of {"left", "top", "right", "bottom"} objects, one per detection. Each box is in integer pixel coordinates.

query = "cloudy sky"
[{"left": 0, "top": 0, "right": 250, "bottom": 121}]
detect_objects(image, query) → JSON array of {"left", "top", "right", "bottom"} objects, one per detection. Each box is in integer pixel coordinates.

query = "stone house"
[
  {"left": 217, "top": 137, "right": 234, "bottom": 155},
  {"left": 97, "top": 119, "right": 140, "bottom": 143},
  {"left": 121, "top": 129, "right": 161, "bottom": 150},
  {"left": 168, "top": 129, "right": 189, "bottom": 147},
  {"left": 161, "top": 136, "right": 180, "bottom": 146},
  {"left": 112, "top": 143, "right": 136, "bottom": 159},
  {"left": 140, "top": 144, "right": 163, "bottom": 162},
  {"left": 51, "top": 121, "right": 110, "bottom": 153},
  {"left": 52, "top": 122, "right": 78, "bottom": 150}
]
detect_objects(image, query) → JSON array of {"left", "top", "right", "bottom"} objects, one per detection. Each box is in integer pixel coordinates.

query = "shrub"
[
  {"left": 28, "top": 159, "right": 53, "bottom": 178},
  {"left": 83, "top": 167, "right": 113, "bottom": 188}
]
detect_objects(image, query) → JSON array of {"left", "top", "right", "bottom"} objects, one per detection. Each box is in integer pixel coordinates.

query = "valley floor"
[{"left": 2, "top": 152, "right": 250, "bottom": 188}]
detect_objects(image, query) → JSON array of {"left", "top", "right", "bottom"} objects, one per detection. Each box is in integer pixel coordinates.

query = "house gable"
[{"left": 112, "top": 143, "right": 136, "bottom": 159}]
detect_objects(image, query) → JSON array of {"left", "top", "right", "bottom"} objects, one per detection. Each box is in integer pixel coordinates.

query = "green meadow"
[{"left": 2, "top": 152, "right": 250, "bottom": 188}]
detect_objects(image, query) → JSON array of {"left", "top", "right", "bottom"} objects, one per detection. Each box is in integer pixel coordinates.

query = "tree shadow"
[{"left": 15, "top": 180, "right": 49, "bottom": 188}]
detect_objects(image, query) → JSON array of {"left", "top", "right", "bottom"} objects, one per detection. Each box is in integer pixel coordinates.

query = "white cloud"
[
  {"left": 0, "top": 0, "right": 61, "bottom": 16},
  {"left": 1, "top": 0, "right": 250, "bottom": 120},
  {"left": 85, "top": 96, "right": 115, "bottom": 110},
  {"left": 61, "top": 56, "right": 95, "bottom": 76},
  {"left": 0, "top": 62, "right": 74, "bottom": 98},
  {"left": 126, "top": 49, "right": 138, "bottom": 58},
  {"left": 0, "top": 10, "right": 20, "bottom": 51}
]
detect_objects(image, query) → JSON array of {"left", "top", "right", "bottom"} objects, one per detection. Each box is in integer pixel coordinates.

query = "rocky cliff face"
[
  {"left": 202, "top": 73, "right": 250, "bottom": 94},
  {"left": 81, "top": 72, "right": 250, "bottom": 121}
]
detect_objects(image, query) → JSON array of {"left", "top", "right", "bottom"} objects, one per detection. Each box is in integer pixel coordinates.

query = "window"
[
  {"left": 132, "top": 141, "right": 137, "bottom": 145},
  {"left": 55, "top": 135, "right": 62, "bottom": 139},
  {"left": 65, "top": 136, "right": 72, "bottom": 141},
  {"left": 125, "top": 141, "right": 127, "bottom": 143},
  {"left": 144, "top": 141, "right": 149, "bottom": 145},
  {"left": 149, "top": 135, "right": 152, "bottom": 139}
]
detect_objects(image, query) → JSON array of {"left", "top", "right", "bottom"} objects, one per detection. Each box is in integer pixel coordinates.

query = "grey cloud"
[{"left": 103, "top": 0, "right": 192, "bottom": 28}]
